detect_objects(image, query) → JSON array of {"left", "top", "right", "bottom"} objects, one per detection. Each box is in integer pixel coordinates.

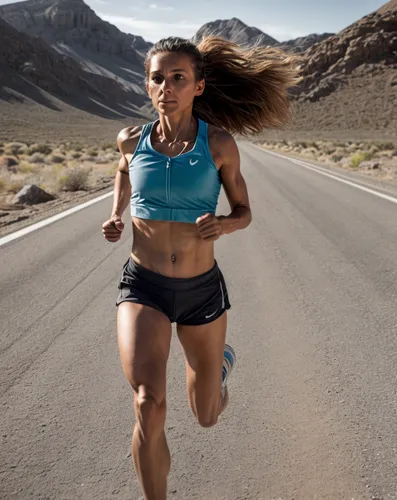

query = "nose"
[{"left": 160, "top": 78, "right": 172, "bottom": 93}]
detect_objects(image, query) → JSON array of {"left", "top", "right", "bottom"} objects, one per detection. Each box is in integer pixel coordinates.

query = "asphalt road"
[{"left": 1, "top": 142, "right": 397, "bottom": 500}]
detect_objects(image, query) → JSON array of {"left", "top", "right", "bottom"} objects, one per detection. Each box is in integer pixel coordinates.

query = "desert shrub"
[
  {"left": 50, "top": 154, "right": 66, "bottom": 163},
  {"left": 331, "top": 153, "right": 344, "bottom": 162},
  {"left": 71, "top": 152, "right": 82, "bottom": 159},
  {"left": 27, "top": 144, "right": 53, "bottom": 155},
  {"left": 81, "top": 154, "right": 98, "bottom": 162},
  {"left": 19, "top": 162, "right": 38, "bottom": 173},
  {"left": 0, "top": 177, "right": 6, "bottom": 192},
  {"left": 377, "top": 142, "right": 395, "bottom": 151},
  {"left": 87, "top": 149, "right": 98, "bottom": 157},
  {"left": 350, "top": 151, "right": 373, "bottom": 168},
  {"left": 29, "top": 153, "right": 46, "bottom": 164},
  {"left": 58, "top": 167, "right": 90, "bottom": 191},
  {"left": 101, "top": 142, "right": 115, "bottom": 151},
  {"left": 6, "top": 142, "right": 27, "bottom": 156}
]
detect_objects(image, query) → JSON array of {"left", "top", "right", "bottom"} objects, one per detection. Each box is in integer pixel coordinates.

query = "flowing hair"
[{"left": 144, "top": 36, "right": 303, "bottom": 136}]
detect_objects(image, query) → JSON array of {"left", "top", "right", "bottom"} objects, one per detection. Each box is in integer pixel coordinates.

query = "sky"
[{"left": 0, "top": 0, "right": 387, "bottom": 42}]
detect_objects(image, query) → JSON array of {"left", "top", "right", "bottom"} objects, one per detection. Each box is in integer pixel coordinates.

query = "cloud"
[
  {"left": 91, "top": 0, "right": 109, "bottom": 4},
  {"left": 98, "top": 14, "right": 200, "bottom": 42},
  {"left": 149, "top": 3, "right": 175, "bottom": 11}
]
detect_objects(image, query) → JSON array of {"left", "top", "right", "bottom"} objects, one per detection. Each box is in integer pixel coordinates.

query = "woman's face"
[{"left": 146, "top": 52, "right": 205, "bottom": 115}]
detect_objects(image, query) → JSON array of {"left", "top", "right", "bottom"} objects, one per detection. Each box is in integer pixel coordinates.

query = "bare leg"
[
  {"left": 177, "top": 312, "right": 228, "bottom": 427},
  {"left": 117, "top": 303, "right": 172, "bottom": 500}
]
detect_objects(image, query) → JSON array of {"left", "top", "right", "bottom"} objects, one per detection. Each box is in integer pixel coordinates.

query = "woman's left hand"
[{"left": 196, "top": 213, "right": 224, "bottom": 241}]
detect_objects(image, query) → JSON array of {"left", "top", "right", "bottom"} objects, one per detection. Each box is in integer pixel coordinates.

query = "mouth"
[{"left": 159, "top": 100, "right": 176, "bottom": 104}]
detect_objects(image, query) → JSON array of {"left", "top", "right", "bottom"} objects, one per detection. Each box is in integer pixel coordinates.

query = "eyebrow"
[{"left": 150, "top": 68, "right": 188, "bottom": 74}]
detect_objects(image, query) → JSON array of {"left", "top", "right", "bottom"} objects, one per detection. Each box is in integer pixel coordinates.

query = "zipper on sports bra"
[{"left": 166, "top": 158, "right": 171, "bottom": 206}]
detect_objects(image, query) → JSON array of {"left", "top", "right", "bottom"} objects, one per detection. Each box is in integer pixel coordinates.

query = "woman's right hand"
[{"left": 102, "top": 215, "right": 125, "bottom": 243}]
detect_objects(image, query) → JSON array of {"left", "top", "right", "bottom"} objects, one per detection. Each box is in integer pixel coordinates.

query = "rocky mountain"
[
  {"left": 278, "top": 33, "right": 333, "bottom": 54},
  {"left": 193, "top": 18, "right": 278, "bottom": 47},
  {"left": 377, "top": 0, "right": 397, "bottom": 15},
  {"left": 0, "top": 0, "right": 152, "bottom": 90},
  {"left": 193, "top": 18, "right": 333, "bottom": 53},
  {"left": 295, "top": 1, "right": 397, "bottom": 102},
  {"left": 0, "top": 17, "right": 148, "bottom": 119}
]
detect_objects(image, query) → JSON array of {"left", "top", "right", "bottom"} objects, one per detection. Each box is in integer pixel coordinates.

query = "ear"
[{"left": 195, "top": 78, "right": 205, "bottom": 97}]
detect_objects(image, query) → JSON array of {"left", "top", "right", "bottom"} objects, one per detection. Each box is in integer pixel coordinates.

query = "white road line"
[
  {"left": 0, "top": 190, "right": 114, "bottom": 247},
  {"left": 249, "top": 143, "right": 397, "bottom": 205}
]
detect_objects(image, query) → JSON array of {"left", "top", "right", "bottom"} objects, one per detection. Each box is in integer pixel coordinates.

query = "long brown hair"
[{"left": 144, "top": 36, "right": 302, "bottom": 136}]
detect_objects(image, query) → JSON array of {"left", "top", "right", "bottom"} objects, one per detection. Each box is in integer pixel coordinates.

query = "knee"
[
  {"left": 197, "top": 414, "right": 219, "bottom": 428},
  {"left": 134, "top": 386, "right": 166, "bottom": 438},
  {"left": 193, "top": 404, "right": 219, "bottom": 428}
]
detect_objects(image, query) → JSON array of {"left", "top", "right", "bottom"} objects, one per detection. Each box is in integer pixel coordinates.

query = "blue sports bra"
[{"left": 128, "top": 117, "right": 222, "bottom": 224}]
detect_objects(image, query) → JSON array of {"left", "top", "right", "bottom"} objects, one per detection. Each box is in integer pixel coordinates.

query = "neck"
[{"left": 157, "top": 111, "right": 197, "bottom": 143}]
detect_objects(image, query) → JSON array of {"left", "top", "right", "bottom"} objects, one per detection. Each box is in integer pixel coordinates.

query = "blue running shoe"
[{"left": 221, "top": 344, "right": 236, "bottom": 397}]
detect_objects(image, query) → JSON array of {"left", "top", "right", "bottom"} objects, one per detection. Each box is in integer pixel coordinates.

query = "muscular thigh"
[
  {"left": 117, "top": 303, "right": 172, "bottom": 400},
  {"left": 177, "top": 312, "right": 227, "bottom": 397}
]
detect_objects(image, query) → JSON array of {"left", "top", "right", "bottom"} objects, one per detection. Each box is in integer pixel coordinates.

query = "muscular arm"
[
  {"left": 110, "top": 126, "right": 141, "bottom": 219},
  {"left": 217, "top": 132, "right": 252, "bottom": 235}
]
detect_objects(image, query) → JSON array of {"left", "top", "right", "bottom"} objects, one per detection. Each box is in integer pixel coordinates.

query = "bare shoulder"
[
  {"left": 207, "top": 124, "right": 239, "bottom": 167},
  {"left": 117, "top": 125, "right": 143, "bottom": 156}
]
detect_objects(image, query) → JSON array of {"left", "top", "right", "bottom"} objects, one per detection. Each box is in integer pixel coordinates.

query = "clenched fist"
[
  {"left": 196, "top": 213, "right": 224, "bottom": 241},
  {"left": 102, "top": 215, "right": 124, "bottom": 243}
]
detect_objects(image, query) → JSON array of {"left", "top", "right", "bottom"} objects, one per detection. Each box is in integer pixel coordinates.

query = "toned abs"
[{"left": 131, "top": 217, "right": 215, "bottom": 278}]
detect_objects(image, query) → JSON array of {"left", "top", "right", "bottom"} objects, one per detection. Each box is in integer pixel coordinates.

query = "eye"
[
  {"left": 152, "top": 76, "right": 162, "bottom": 84},
  {"left": 174, "top": 74, "right": 184, "bottom": 81}
]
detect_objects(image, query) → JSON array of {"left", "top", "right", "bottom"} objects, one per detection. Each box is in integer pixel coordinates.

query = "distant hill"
[
  {"left": 296, "top": 1, "right": 397, "bottom": 102},
  {"left": 0, "top": 0, "right": 151, "bottom": 91},
  {"left": 193, "top": 17, "right": 333, "bottom": 53},
  {"left": 277, "top": 33, "right": 334, "bottom": 54},
  {"left": 0, "top": 16, "right": 149, "bottom": 120},
  {"left": 193, "top": 18, "right": 278, "bottom": 47}
]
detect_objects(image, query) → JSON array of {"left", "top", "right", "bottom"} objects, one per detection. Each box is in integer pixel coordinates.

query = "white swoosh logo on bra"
[{"left": 189, "top": 159, "right": 198, "bottom": 166}]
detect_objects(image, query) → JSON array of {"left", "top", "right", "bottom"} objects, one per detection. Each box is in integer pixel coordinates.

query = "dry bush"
[
  {"left": 101, "top": 142, "right": 116, "bottom": 151},
  {"left": 29, "top": 153, "right": 46, "bottom": 164},
  {"left": 350, "top": 151, "right": 374, "bottom": 168},
  {"left": 50, "top": 154, "right": 66, "bottom": 163},
  {"left": 58, "top": 167, "right": 90, "bottom": 192},
  {"left": 0, "top": 177, "right": 6, "bottom": 192},
  {"left": 27, "top": 144, "right": 53, "bottom": 155},
  {"left": 18, "top": 162, "right": 39, "bottom": 174},
  {"left": 377, "top": 142, "right": 395, "bottom": 151},
  {"left": 80, "top": 154, "right": 98, "bottom": 162},
  {"left": 331, "top": 153, "right": 344, "bottom": 162},
  {"left": 5, "top": 142, "right": 27, "bottom": 156}
]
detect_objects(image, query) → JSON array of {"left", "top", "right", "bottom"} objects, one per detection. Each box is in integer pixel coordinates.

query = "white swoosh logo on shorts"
[
  {"left": 205, "top": 310, "right": 218, "bottom": 319},
  {"left": 189, "top": 159, "right": 198, "bottom": 166}
]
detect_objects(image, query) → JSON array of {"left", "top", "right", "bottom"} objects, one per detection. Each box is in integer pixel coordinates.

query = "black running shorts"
[{"left": 116, "top": 256, "right": 231, "bottom": 325}]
